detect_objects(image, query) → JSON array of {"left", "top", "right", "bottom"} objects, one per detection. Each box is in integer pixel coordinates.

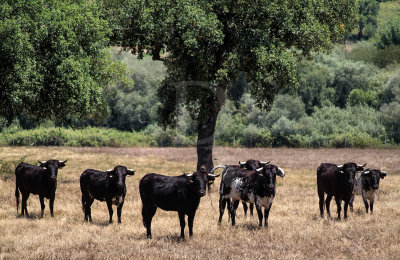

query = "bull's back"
[
  {"left": 15, "top": 163, "right": 43, "bottom": 195},
  {"left": 80, "top": 169, "right": 110, "bottom": 200},
  {"left": 317, "top": 164, "right": 338, "bottom": 195},
  {"left": 140, "top": 173, "right": 188, "bottom": 211}
]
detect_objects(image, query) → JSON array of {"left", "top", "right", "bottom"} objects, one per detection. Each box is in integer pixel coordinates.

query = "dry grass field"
[{"left": 0, "top": 146, "right": 399, "bottom": 259}]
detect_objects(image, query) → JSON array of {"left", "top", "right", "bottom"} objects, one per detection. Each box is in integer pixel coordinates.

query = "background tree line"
[{"left": 1, "top": 0, "right": 400, "bottom": 149}]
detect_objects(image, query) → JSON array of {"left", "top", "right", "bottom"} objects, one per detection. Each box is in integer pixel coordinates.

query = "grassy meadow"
[{"left": 0, "top": 146, "right": 399, "bottom": 259}]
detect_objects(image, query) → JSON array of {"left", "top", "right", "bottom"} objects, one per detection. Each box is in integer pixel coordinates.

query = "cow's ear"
[
  {"left": 58, "top": 160, "right": 67, "bottom": 169},
  {"left": 106, "top": 169, "right": 114, "bottom": 177},
  {"left": 277, "top": 167, "right": 285, "bottom": 178},
  {"left": 38, "top": 160, "right": 47, "bottom": 168},
  {"left": 361, "top": 171, "right": 370, "bottom": 177},
  {"left": 380, "top": 171, "right": 387, "bottom": 179},
  {"left": 127, "top": 169, "right": 135, "bottom": 176}
]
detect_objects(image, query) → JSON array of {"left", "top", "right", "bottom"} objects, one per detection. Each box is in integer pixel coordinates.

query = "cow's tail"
[
  {"left": 81, "top": 195, "right": 86, "bottom": 213},
  {"left": 15, "top": 183, "right": 20, "bottom": 213}
]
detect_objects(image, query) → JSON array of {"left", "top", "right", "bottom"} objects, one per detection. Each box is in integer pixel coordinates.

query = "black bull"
[
  {"left": 317, "top": 162, "right": 365, "bottom": 219},
  {"left": 80, "top": 165, "right": 135, "bottom": 223},
  {"left": 15, "top": 159, "right": 67, "bottom": 217},
  {"left": 139, "top": 170, "right": 221, "bottom": 239}
]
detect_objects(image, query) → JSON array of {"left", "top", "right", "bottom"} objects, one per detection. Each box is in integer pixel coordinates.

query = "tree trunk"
[{"left": 196, "top": 109, "right": 219, "bottom": 172}]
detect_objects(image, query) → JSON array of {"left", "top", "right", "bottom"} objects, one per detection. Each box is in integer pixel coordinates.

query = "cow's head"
[
  {"left": 362, "top": 169, "right": 387, "bottom": 190},
  {"left": 106, "top": 165, "right": 135, "bottom": 191},
  {"left": 256, "top": 164, "right": 285, "bottom": 194},
  {"left": 239, "top": 159, "right": 270, "bottom": 170},
  {"left": 185, "top": 170, "right": 221, "bottom": 197},
  {"left": 38, "top": 159, "right": 67, "bottom": 182},
  {"left": 337, "top": 162, "right": 366, "bottom": 185}
]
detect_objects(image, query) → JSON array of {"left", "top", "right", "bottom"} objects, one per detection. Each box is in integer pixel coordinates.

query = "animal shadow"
[
  {"left": 157, "top": 234, "right": 186, "bottom": 243},
  {"left": 241, "top": 222, "right": 262, "bottom": 231}
]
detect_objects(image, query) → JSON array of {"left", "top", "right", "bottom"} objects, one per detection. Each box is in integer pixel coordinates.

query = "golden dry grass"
[{"left": 0, "top": 146, "right": 399, "bottom": 259}]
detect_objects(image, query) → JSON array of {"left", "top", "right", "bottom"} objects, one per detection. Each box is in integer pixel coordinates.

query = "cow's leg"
[
  {"left": 117, "top": 201, "right": 124, "bottom": 224},
  {"left": 264, "top": 205, "right": 272, "bottom": 227},
  {"left": 49, "top": 195, "right": 55, "bottom": 217},
  {"left": 370, "top": 196, "right": 374, "bottom": 214},
  {"left": 39, "top": 195, "right": 45, "bottom": 217},
  {"left": 227, "top": 199, "right": 231, "bottom": 222},
  {"left": 370, "top": 201, "right": 373, "bottom": 214},
  {"left": 255, "top": 204, "right": 263, "bottom": 227},
  {"left": 84, "top": 198, "right": 94, "bottom": 222},
  {"left": 349, "top": 194, "right": 355, "bottom": 212},
  {"left": 218, "top": 197, "right": 227, "bottom": 224},
  {"left": 106, "top": 199, "right": 113, "bottom": 223},
  {"left": 230, "top": 200, "right": 239, "bottom": 226},
  {"left": 178, "top": 211, "right": 186, "bottom": 239},
  {"left": 142, "top": 204, "right": 156, "bottom": 239},
  {"left": 21, "top": 193, "right": 29, "bottom": 217},
  {"left": 362, "top": 192, "right": 369, "bottom": 213},
  {"left": 188, "top": 212, "right": 195, "bottom": 237},
  {"left": 343, "top": 198, "right": 350, "bottom": 219},
  {"left": 325, "top": 195, "right": 333, "bottom": 218},
  {"left": 318, "top": 188, "right": 325, "bottom": 218},
  {"left": 335, "top": 197, "right": 342, "bottom": 220},
  {"left": 242, "top": 202, "right": 248, "bottom": 217},
  {"left": 249, "top": 203, "right": 254, "bottom": 217}
]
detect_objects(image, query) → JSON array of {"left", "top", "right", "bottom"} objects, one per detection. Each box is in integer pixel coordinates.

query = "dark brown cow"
[
  {"left": 15, "top": 159, "right": 67, "bottom": 217},
  {"left": 317, "top": 162, "right": 365, "bottom": 219}
]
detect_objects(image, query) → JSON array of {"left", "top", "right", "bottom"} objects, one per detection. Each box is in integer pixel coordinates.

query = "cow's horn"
[
  {"left": 261, "top": 161, "right": 270, "bottom": 165},
  {"left": 256, "top": 167, "right": 263, "bottom": 172},
  {"left": 278, "top": 167, "right": 285, "bottom": 177},
  {"left": 337, "top": 165, "right": 343, "bottom": 168},
  {"left": 208, "top": 172, "right": 221, "bottom": 178},
  {"left": 185, "top": 173, "right": 193, "bottom": 177},
  {"left": 38, "top": 160, "right": 46, "bottom": 164},
  {"left": 59, "top": 159, "right": 67, "bottom": 164},
  {"left": 358, "top": 163, "right": 367, "bottom": 168},
  {"left": 210, "top": 165, "right": 226, "bottom": 174},
  {"left": 128, "top": 168, "right": 135, "bottom": 172},
  {"left": 106, "top": 169, "right": 113, "bottom": 172},
  {"left": 239, "top": 161, "right": 246, "bottom": 165}
]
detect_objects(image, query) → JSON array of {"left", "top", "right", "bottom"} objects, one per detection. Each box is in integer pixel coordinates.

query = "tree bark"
[{"left": 196, "top": 109, "right": 220, "bottom": 172}]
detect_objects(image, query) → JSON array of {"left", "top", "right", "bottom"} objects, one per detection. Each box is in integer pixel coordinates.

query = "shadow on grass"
[{"left": 16, "top": 212, "right": 43, "bottom": 220}]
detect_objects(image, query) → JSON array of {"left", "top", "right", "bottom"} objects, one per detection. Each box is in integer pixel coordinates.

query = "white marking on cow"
[
  {"left": 228, "top": 178, "right": 244, "bottom": 201},
  {"left": 353, "top": 172, "right": 362, "bottom": 196},
  {"left": 363, "top": 189, "right": 376, "bottom": 201},
  {"left": 256, "top": 195, "right": 274, "bottom": 208}
]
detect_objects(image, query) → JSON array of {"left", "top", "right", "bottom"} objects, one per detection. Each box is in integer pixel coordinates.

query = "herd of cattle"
[{"left": 14, "top": 159, "right": 387, "bottom": 239}]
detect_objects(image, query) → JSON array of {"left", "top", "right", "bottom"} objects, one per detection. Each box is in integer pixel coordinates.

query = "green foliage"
[
  {"left": 0, "top": 0, "right": 125, "bottom": 123},
  {"left": 108, "top": 51, "right": 166, "bottom": 131},
  {"left": 348, "top": 41, "right": 400, "bottom": 68},
  {"left": 0, "top": 127, "right": 150, "bottom": 147},
  {"left": 376, "top": 16, "right": 400, "bottom": 49},
  {"left": 379, "top": 102, "right": 400, "bottom": 142},
  {"left": 357, "top": 0, "right": 380, "bottom": 40},
  {"left": 347, "top": 89, "right": 378, "bottom": 107},
  {"left": 314, "top": 49, "right": 379, "bottom": 108}
]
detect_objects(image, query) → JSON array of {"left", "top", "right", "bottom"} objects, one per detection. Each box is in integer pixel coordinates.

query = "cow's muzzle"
[
  {"left": 199, "top": 190, "right": 206, "bottom": 197},
  {"left": 373, "top": 184, "right": 379, "bottom": 189},
  {"left": 267, "top": 185, "right": 275, "bottom": 193}
]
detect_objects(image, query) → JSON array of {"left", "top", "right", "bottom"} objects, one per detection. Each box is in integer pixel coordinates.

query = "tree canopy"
[
  {"left": 109, "top": 0, "right": 357, "bottom": 170},
  {"left": 0, "top": 0, "right": 124, "bottom": 123}
]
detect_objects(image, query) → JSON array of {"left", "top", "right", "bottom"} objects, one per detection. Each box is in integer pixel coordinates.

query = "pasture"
[{"left": 0, "top": 146, "right": 399, "bottom": 259}]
